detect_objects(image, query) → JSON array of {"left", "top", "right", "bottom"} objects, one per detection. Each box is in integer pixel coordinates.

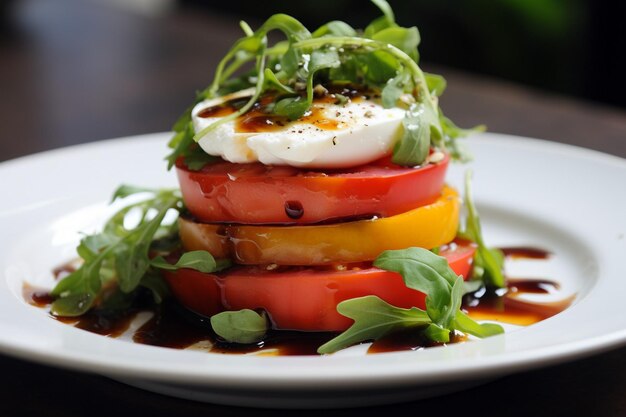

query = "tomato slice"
[
  {"left": 179, "top": 186, "right": 460, "bottom": 265},
  {"left": 176, "top": 154, "right": 449, "bottom": 225},
  {"left": 163, "top": 240, "right": 475, "bottom": 332}
]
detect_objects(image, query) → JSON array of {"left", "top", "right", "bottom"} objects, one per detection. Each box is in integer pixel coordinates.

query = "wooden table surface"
[{"left": 1, "top": 1, "right": 625, "bottom": 415}]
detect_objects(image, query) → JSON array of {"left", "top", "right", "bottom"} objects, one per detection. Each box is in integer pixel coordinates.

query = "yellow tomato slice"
[{"left": 179, "top": 186, "right": 459, "bottom": 265}]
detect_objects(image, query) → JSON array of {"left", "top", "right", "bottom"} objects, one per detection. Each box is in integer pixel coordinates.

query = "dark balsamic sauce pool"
[{"left": 24, "top": 246, "right": 573, "bottom": 355}]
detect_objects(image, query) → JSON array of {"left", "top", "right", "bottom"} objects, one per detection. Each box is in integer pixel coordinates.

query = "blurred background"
[
  {"left": 0, "top": 0, "right": 624, "bottom": 161},
  {"left": 185, "top": 0, "right": 625, "bottom": 108}
]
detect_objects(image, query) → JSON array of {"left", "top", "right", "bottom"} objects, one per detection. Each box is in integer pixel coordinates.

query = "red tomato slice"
[
  {"left": 176, "top": 153, "right": 449, "bottom": 225},
  {"left": 163, "top": 240, "right": 475, "bottom": 332}
]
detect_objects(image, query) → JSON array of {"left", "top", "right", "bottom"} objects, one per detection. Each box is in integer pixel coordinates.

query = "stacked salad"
[{"left": 49, "top": 0, "right": 505, "bottom": 354}]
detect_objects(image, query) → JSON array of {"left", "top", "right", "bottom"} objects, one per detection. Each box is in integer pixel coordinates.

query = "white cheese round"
[{"left": 191, "top": 89, "right": 405, "bottom": 168}]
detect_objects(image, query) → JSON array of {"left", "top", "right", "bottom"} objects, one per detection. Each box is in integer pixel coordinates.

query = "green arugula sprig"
[
  {"left": 317, "top": 248, "right": 503, "bottom": 354},
  {"left": 318, "top": 296, "right": 433, "bottom": 354},
  {"left": 51, "top": 186, "right": 230, "bottom": 316},
  {"left": 211, "top": 310, "right": 269, "bottom": 344},
  {"left": 459, "top": 171, "right": 506, "bottom": 288},
  {"left": 166, "top": 0, "right": 482, "bottom": 170}
]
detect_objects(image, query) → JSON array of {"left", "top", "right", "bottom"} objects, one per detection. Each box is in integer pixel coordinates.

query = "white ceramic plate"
[{"left": 0, "top": 132, "right": 624, "bottom": 408}]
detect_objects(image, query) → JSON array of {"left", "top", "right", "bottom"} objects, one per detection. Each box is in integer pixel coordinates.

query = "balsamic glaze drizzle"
[{"left": 24, "top": 246, "right": 573, "bottom": 355}]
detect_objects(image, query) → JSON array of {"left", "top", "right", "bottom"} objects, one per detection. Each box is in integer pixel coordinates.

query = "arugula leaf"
[
  {"left": 257, "top": 13, "right": 312, "bottom": 43},
  {"left": 51, "top": 189, "right": 182, "bottom": 316},
  {"left": 328, "top": 54, "right": 359, "bottom": 83},
  {"left": 274, "top": 96, "right": 309, "bottom": 120},
  {"left": 210, "top": 309, "right": 269, "bottom": 344},
  {"left": 371, "top": 0, "right": 395, "bottom": 23},
  {"left": 317, "top": 296, "right": 431, "bottom": 354},
  {"left": 320, "top": 248, "right": 504, "bottom": 353},
  {"left": 50, "top": 271, "right": 98, "bottom": 317},
  {"left": 312, "top": 21, "right": 357, "bottom": 38},
  {"left": 51, "top": 185, "right": 234, "bottom": 317},
  {"left": 307, "top": 48, "right": 342, "bottom": 76},
  {"left": 425, "top": 72, "right": 447, "bottom": 96},
  {"left": 181, "top": 149, "right": 219, "bottom": 171},
  {"left": 381, "top": 71, "right": 410, "bottom": 108},
  {"left": 114, "top": 201, "right": 175, "bottom": 293},
  {"left": 372, "top": 26, "right": 420, "bottom": 63},
  {"left": 111, "top": 185, "right": 159, "bottom": 201},
  {"left": 275, "top": 48, "right": 340, "bottom": 120},
  {"left": 171, "top": 104, "right": 195, "bottom": 134},
  {"left": 392, "top": 103, "right": 431, "bottom": 166},
  {"left": 166, "top": 121, "right": 196, "bottom": 170},
  {"left": 262, "top": 68, "right": 295, "bottom": 94},
  {"left": 454, "top": 311, "right": 504, "bottom": 338},
  {"left": 357, "top": 50, "right": 398, "bottom": 85},
  {"left": 374, "top": 247, "right": 458, "bottom": 330},
  {"left": 461, "top": 171, "right": 506, "bottom": 288},
  {"left": 150, "top": 251, "right": 232, "bottom": 273},
  {"left": 364, "top": 0, "right": 396, "bottom": 38},
  {"left": 278, "top": 44, "right": 302, "bottom": 80},
  {"left": 440, "top": 114, "right": 485, "bottom": 163}
]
